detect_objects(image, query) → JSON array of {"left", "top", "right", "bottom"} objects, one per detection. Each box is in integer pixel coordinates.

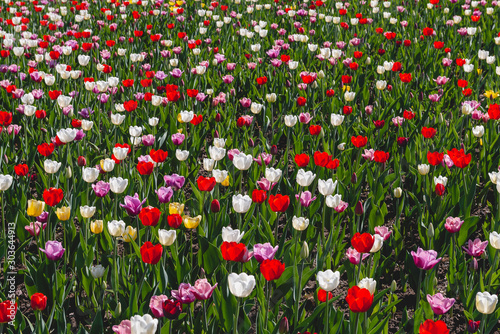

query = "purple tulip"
[
  {"left": 171, "top": 283, "right": 196, "bottom": 304},
  {"left": 444, "top": 217, "right": 464, "bottom": 233},
  {"left": 92, "top": 181, "right": 110, "bottom": 198},
  {"left": 192, "top": 279, "right": 218, "bottom": 300},
  {"left": 462, "top": 238, "right": 488, "bottom": 257},
  {"left": 253, "top": 243, "right": 279, "bottom": 263},
  {"left": 296, "top": 191, "right": 316, "bottom": 208},
  {"left": 36, "top": 211, "right": 49, "bottom": 223},
  {"left": 120, "top": 193, "right": 146, "bottom": 216},
  {"left": 155, "top": 71, "right": 168, "bottom": 80},
  {"left": 170, "top": 68, "right": 183, "bottom": 78},
  {"left": 239, "top": 98, "right": 252, "bottom": 108},
  {"left": 142, "top": 134, "right": 155, "bottom": 146},
  {"left": 149, "top": 295, "right": 169, "bottom": 318},
  {"left": 411, "top": 247, "right": 441, "bottom": 270},
  {"left": 426, "top": 293, "right": 455, "bottom": 315},
  {"left": 112, "top": 320, "right": 132, "bottom": 334},
  {"left": 164, "top": 174, "right": 185, "bottom": 190},
  {"left": 156, "top": 186, "right": 174, "bottom": 203},
  {"left": 39, "top": 240, "right": 65, "bottom": 261},
  {"left": 171, "top": 133, "right": 185, "bottom": 146}
]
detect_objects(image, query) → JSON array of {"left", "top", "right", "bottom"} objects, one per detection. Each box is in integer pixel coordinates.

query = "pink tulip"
[
  {"left": 192, "top": 279, "right": 218, "bottom": 300},
  {"left": 444, "top": 217, "right": 464, "bottom": 233}
]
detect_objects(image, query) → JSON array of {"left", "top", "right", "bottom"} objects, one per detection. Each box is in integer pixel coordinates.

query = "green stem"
[
  {"left": 265, "top": 280, "right": 270, "bottom": 329},
  {"left": 416, "top": 270, "right": 423, "bottom": 310},
  {"left": 234, "top": 298, "right": 240, "bottom": 334},
  {"left": 356, "top": 256, "right": 363, "bottom": 284},
  {"left": 325, "top": 290, "right": 330, "bottom": 334},
  {"left": 479, "top": 313, "right": 487, "bottom": 334},
  {"left": 295, "top": 260, "right": 304, "bottom": 328},
  {"left": 114, "top": 238, "right": 118, "bottom": 304}
]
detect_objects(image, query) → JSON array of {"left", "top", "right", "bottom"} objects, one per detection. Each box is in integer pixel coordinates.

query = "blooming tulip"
[
  {"left": 426, "top": 293, "right": 455, "bottom": 315},
  {"left": 476, "top": 292, "right": 498, "bottom": 314},
  {"left": 158, "top": 229, "right": 176, "bottom": 246},
  {"left": 228, "top": 272, "right": 256, "bottom": 298},
  {"left": 39, "top": 240, "right": 65, "bottom": 261},
  {"left": 317, "top": 270, "right": 340, "bottom": 291}
]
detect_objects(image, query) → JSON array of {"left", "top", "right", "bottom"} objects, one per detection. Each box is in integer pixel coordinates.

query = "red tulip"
[
  {"left": 421, "top": 127, "right": 437, "bottom": 139},
  {"left": 137, "top": 161, "right": 154, "bottom": 175},
  {"left": 427, "top": 152, "right": 444, "bottom": 166},
  {"left": 139, "top": 206, "right": 161, "bottom": 226},
  {"left": 260, "top": 259, "right": 285, "bottom": 281},
  {"left": 210, "top": 199, "right": 220, "bottom": 213},
  {"left": 269, "top": 194, "right": 290, "bottom": 213},
  {"left": 163, "top": 299, "right": 182, "bottom": 319},
  {"left": 0, "top": 300, "right": 17, "bottom": 323},
  {"left": 435, "top": 184, "right": 446, "bottom": 196},
  {"left": 313, "top": 151, "right": 331, "bottom": 167},
  {"left": 0, "top": 111, "right": 12, "bottom": 126},
  {"left": 297, "top": 97, "right": 307, "bottom": 106},
  {"left": 37, "top": 143, "right": 55, "bottom": 157},
  {"left": 30, "top": 293, "right": 47, "bottom": 311},
  {"left": 373, "top": 150, "right": 389, "bottom": 163},
  {"left": 256, "top": 76, "right": 268, "bottom": 85},
  {"left": 309, "top": 125, "right": 322, "bottom": 136},
  {"left": 14, "top": 164, "right": 29, "bottom": 176},
  {"left": 488, "top": 104, "right": 500, "bottom": 120},
  {"left": 399, "top": 73, "right": 412, "bottom": 83},
  {"left": 351, "top": 232, "right": 374, "bottom": 253},
  {"left": 351, "top": 135, "right": 368, "bottom": 148},
  {"left": 197, "top": 176, "right": 216, "bottom": 192},
  {"left": 447, "top": 148, "right": 471, "bottom": 168},
  {"left": 140, "top": 241, "right": 163, "bottom": 264},
  {"left": 150, "top": 149, "right": 168, "bottom": 163},
  {"left": 221, "top": 242, "right": 251, "bottom": 262},
  {"left": 77, "top": 156, "right": 87, "bottom": 166},
  {"left": 345, "top": 286, "right": 373, "bottom": 313},
  {"left": 124, "top": 100, "right": 138, "bottom": 112},
  {"left": 43, "top": 188, "right": 64, "bottom": 207},
  {"left": 252, "top": 189, "right": 267, "bottom": 204},
  {"left": 295, "top": 154, "right": 310, "bottom": 167},
  {"left": 317, "top": 289, "right": 333, "bottom": 302},
  {"left": 419, "top": 319, "right": 450, "bottom": 334},
  {"left": 167, "top": 214, "right": 183, "bottom": 228},
  {"left": 190, "top": 114, "right": 203, "bottom": 125}
]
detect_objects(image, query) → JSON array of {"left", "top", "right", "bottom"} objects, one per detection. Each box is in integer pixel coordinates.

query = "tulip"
[
  {"left": 411, "top": 248, "right": 442, "bottom": 270},
  {"left": 80, "top": 205, "right": 96, "bottom": 219},
  {"left": 346, "top": 286, "right": 373, "bottom": 312},
  {"left": 175, "top": 149, "right": 189, "bottom": 161},
  {"left": 169, "top": 203, "right": 185, "bottom": 215},
  {"left": 426, "top": 293, "right": 455, "bottom": 315},
  {"left": 253, "top": 243, "right": 279, "bottom": 263},
  {"left": 120, "top": 193, "right": 146, "bottom": 216},
  {"left": 318, "top": 179, "right": 337, "bottom": 196},
  {"left": 90, "top": 264, "right": 105, "bottom": 279},
  {"left": 149, "top": 295, "right": 169, "bottom": 318},
  {"left": 140, "top": 242, "right": 163, "bottom": 265},
  {"left": 228, "top": 272, "right": 256, "bottom": 298},
  {"left": 100, "top": 158, "right": 116, "bottom": 172},
  {"left": 490, "top": 231, "right": 500, "bottom": 249},
  {"left": 108, "top": 220, "right": 126, "bottom": 237},
  {"left": 369, "top": 234, "right": 384, "bottom": 252},
  {"left": 158, "top": 229, "right": 176, "bottom": 246},
  {"left": 232, "top": 194, "right": 252, "bottom": 213},
  {"left": 183, "top": 215, "right": 202, "bottom": 229},
  {"left": 156, "top": 187, "right": 173, "bottom": 203},
  {"left": 418, "top": 164, "right": 430, "bottom": 175},
  {"left": 0, "top": 300, "right": 17, "bottom": 323},
  {"left": 419, "top": 319, "right": 450, "bottom": 334},
  {"left": 222, "top": 226, "right": 245, "bottom": 243},
  {"left": 164, "top": 174, "right": 185, "bottom": 190},
  {"left": 25, "top": 222, "right": 47, "bottom": 237},
  {"left": 317, "top": 270, "right": 340, "bottom": 291},
  {"left": 265, "top": 167, "right": 282, "bottom": 182},
  {"left": 233, "top": 153, "right": 253, "bottom": 170},
  {"left": 93, "top": 181, "right": 111, "bottom": 197},
  {"left": 394, "top": 187, "right": 403, "bottom": 198},
  {"left": 82, "top": 167, "right": 99, "bottom": 183},
  {"left": 130, "top": 314, "right": 158, "bottom": 334},
  {"left": 56, "top": 206, "right": 71, "bottom": 221},
  {"left": 260, "top": 259, "right": 285, "bottom": 281},
  {"left": 358, "top": 278, "right": 377, "bottom": 295},
  {"left": 292, "top": 216, "right": 309, "bottom": 231},
  {"left": 284, "top": 115, "right": 297, "bottom": 127},
  {"left": 296, "top": 169, "right": 316, "bottom": 187},
  {"left": 27, "top": 200, "right": 45, "bottom": 217},
  {"left": 163, "top": 299, "right": 182, "bottom": 320},
  {"left": 444, "top": 217, "right": 464, "bottom": 233},
  {"left": 30, "top": 293, "right": 47, "bottom": 311},
  {"left": 44, "top": 159, "right": 62, "bottom": 174},
  {"left": 463, "top": 238, "right": 489, "bottom": 257},
  {"left": 476, "top": 291, "right": 498, "bottom": 314},
  {"left": 39, "top": 240, "right": 65, "bottom": 261}
]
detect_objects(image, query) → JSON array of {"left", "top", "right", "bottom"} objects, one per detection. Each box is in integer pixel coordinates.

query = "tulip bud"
[
  {"left": 270, "top": 145, "right": 278, "bottom": 155},
  {"left": 115, "top": 302, "right": 121, "bottom": 316},
  {"left": 101, "top": 280, "right": 107, "bottom": 290},
  {"left": 249, "top": 138, "right": 255, "bottom": 147},
  {"left": 391, "top": 280, "right": 397, "bottom": 292},
  {"left": 355, "top": 201, "right": 364, "bottom": 216},
  {"left": 211, "top": 199, "right": 221, "bottom": 213},
  {"left": 394, "top": 187, "right": 402, "bottom": 198},
  {"left": 66, "top": 166, "right": 72, "bottom": 178},
  {"left": 78, "top": 156, "right": 87, "bottom": 166},
  {"left": 279, "top": 317, "right": 289, "bottom": 334},
  {"left": 215, "top": 113, "right": 221, "bottom": 122},
  {"left": 300, "top": 241, "right": 309, "bottom": 259},
  {"left": 351, "top": 172, "right": 357, "bottom": 184},
  {"left": 467, "top": 320, "right": 480, "bottom": 333},
  {"left": 427, "top": 223, "right": 434, "bottom": 238},
  {"left": 214, "top": 130, "right": 219, "bottom": 138},
  {"left": 470, "top": 257, "right": 478, "bottom": 271}
]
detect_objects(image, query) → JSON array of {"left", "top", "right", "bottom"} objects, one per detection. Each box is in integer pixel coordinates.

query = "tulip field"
[{"left": 2, "top": 0, "right": 500, "bottom": 332}]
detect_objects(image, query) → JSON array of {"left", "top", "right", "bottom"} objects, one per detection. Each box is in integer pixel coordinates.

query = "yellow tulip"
[
  {"left": 177, "top": 128, "right": 183, "bottom": 133},
  {"left": 183, "top": 215, "right": 202, "bottom": 229},
  {"left": 477, "top": 69, "right": 483, "bottom": 75},
  {"left": 342, "top": 85, "right": 351, "bottom": 92},
  {"left": 56, "top": 206, "right": 71, "bottom": 221},
  {"left": 169, "top": 202, "right": 185, "bottom": 215},
  {"left": 121, "top": 226, "right": 137, "bottom": 242},
  {"left": 27, "top": 200, "right": 45, "bottom": 217},
  {"left": 484, "top": 90, "right": 499, "bottom": 99},
  {"left": 176, "top": 1, "right": 184, "bottom": 5},
  {"left": 91, "top": 220, "right": 103, "bottom": 234},
  {"left": 221, "top": 176, "right": 230, "bottom": 187},
  {"left": 177, "top": 113, "right": 184, "bottom": 123}
]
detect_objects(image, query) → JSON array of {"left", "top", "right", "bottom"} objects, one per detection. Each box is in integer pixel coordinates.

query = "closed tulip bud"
[
  {"left": 427, "top": 223, "right": 435, "bottom": 238},
  {"left": 394, "top": 187, "right": 402, "bottom": 198},
  {"left": 101, "top": 280, "right": 107, "bottom": 290},
  {"left": 279, "top": 317, "right": 289, "bottom": 334},
  {"left": 391, "top": 280, "right": 397, "bottom": 292},
  {"left": 66, "top": 166, "right": 72, "bottom": 178},
  {"left": 270, "top": 145, "right": 278, "bottom": 155},
  {"left": 300, "top": 241, "right": 309, "bottom": 259},
  {"left": 351, "top": 173, "right": 357, "bottom": 184},
  {"left": 211, "top": 199, "right": 221, "bottom": 213},
  {"left": 355, "top": 201, "right": 364, "bottom": 215},
  {"left": 249, "top": 138, "right": 255, "bottom": 147},
  {"left": 215, "top": 113, "right": 221, "bottom": 122},
  {"left": 115, "top": 302, "right": 122, "bottom": 317},
  {"left": 77, "top": 156, "right": 86, "bottom": 166}
]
